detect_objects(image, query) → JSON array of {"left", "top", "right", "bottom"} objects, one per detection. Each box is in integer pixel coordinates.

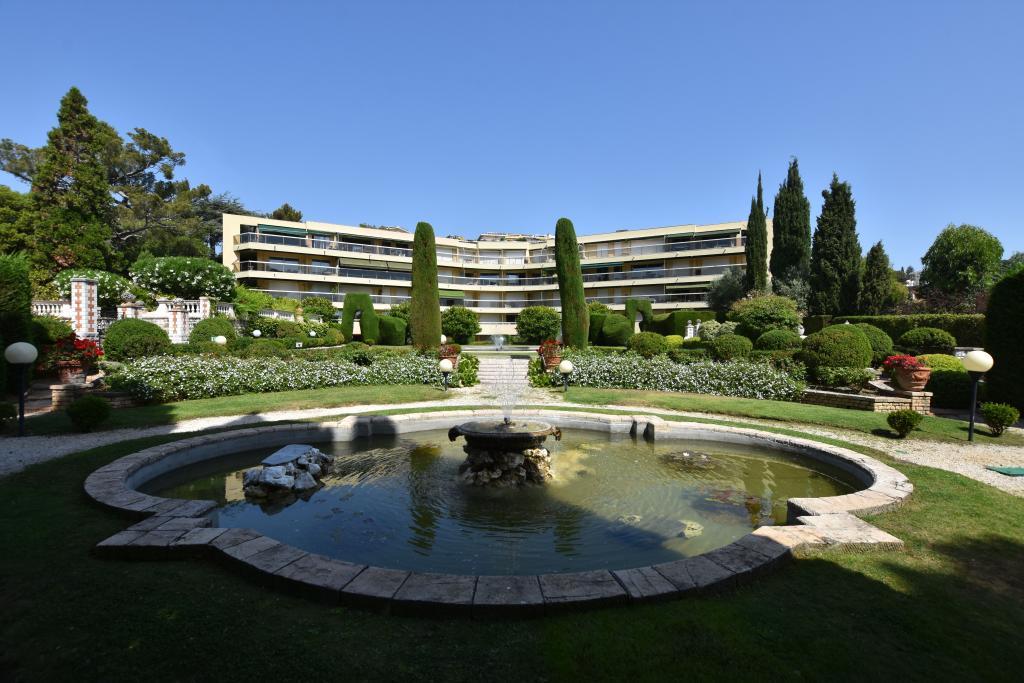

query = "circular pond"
[{"left": 142, "top": 428, "right": 859, "bottom": 575}]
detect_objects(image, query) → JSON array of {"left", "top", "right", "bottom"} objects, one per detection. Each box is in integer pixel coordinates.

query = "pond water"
[{"left": 143, "top": 429, "right": 859, "bottom": 575}]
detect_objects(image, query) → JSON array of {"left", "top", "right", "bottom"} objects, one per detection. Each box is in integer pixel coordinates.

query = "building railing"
[
  {"left": 235, "top": 232, "right": 744, "bottom": 265},
  {"left": 250, "top": 289, "right": 708, "bottom": 308}
]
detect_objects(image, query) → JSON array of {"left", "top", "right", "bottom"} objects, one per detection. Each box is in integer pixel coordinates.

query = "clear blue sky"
[{"left": 1, "top": 0, "right": 1021, "bottom": 267}]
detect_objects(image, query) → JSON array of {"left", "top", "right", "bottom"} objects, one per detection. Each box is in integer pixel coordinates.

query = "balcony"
[{"left": 249, "top": 288, "right": 708, "bottom": 308}]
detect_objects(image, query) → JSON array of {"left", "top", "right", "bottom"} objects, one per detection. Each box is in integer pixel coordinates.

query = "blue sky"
[{"left": 1, "top": 0, "right": 1021, "bottom": 267}]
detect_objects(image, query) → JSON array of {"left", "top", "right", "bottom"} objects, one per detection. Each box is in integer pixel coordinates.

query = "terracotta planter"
[
  {"left": 543, "top": 354, "right": 562, "bottom": 371},
  {"left": 56, "top": 360, "right": 85, "bottom": 384},
  {"left": 441, "top": 354, "right": 459, "bottom": 368},
  {"left": 894, "top": 367, "right": 931, "bottom": 392}
]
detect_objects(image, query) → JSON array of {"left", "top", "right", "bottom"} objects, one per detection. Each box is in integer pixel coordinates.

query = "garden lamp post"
[
  {"left": 962, "top": 350, "right": 994, "bottom": 442},
  {"left": 441, "top": 334, "right": 447, "bottom": 345},
  {"left": 252, "top": 329, "right": 262, "bottom": 338},
  {"left": 5, "top": 342, "right": 38, "bottom": 437},
  {"left": 439, "top": 358, "right": 453, "bottom": 391},
  {"left": 212, "top": 335, "right": 227, "bottom": 345},
  {"left": 559, "top": 359, "right": 574, "bottom": 394}
]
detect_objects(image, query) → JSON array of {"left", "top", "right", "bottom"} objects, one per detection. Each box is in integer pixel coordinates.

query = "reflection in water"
[{"left": 143, "top": 429, "right": 859, "bottom": 575}]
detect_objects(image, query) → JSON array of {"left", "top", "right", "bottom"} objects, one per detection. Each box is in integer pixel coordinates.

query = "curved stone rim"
[{"left": 85, "top": 409, "right": 912, "bottom": 615}]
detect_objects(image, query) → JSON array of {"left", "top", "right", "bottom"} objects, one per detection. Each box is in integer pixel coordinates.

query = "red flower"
[{"left": 883, "top": 354, "right": 926, "bottom": 372}]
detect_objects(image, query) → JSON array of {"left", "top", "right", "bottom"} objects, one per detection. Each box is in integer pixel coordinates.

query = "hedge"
[
  {"left": 642, "top": 309, "right": 716, "bottom": 336},
  {"left": 340, "top": 293, "right": 379, "bottom": 343},
  {"left": 897, "top": 327, "right": 956, "bottom": 355},
  {"left": 917, "top": 354, "right": 970, "bottom": 409},
  {"left": 986, "top": 269, "right": 1024, "bottom": 409},
  {"left": 377, "top": 315, "right": 407, "bottom": 346},
  {"left": 588, "top": 313, "right": 607, "bottom": 344},
  {"left": 103, "top": 319, "right": 172, "bottom": 361},
  {"left": 803, "top": 315, "right": 832, "bottom": 335},
  {"left": 0, "top": 254, "right": 33, "bottom": 391},
  {"left": 831, "top": 314, "right": 984, "bottom": 347},
  {"left": 600, "top": 313, "right": 634, "bottom": 346}
]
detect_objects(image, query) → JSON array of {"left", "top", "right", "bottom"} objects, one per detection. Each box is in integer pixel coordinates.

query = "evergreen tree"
[
  {"left": 409, "top": 221, "right": 441, "bottom": 348},
  {"left": 270, "top": 203, "right": 303, "bottom": 222},
  {"left": 860, "top": 241, "right": 894, "bottom": 314},
  {"left": 743, "top": 172, "right": 768, "bottom": 292},
  {"left": 554, "top": 217, "right": 589, "bottom": 348},
  {"left": 769, "top": 158, "right": 811, "bottom": 279},
  {"left": 808, "top": 174, "right": 862, "bottom": 315}
]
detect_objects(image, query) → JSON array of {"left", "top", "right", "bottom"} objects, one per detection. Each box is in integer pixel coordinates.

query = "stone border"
[{"left": 85, "top": 409, "right": 912, "bottom": 615}]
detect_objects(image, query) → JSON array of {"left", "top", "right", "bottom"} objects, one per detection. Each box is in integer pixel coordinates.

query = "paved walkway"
[{"left": 2, "top": 386, "right": 1022, "bottom": 496}]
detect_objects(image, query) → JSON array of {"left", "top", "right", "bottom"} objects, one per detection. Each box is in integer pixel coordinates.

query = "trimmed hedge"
[
  {"left": 711, "top": 334, "right": 753, "bottom": 360},
  {"left": 832, "top": 314, "right": 984, "bottom": 347},
  {"left": 0, "top": 254, "right": 33, "bottom": 391},
  {"left": 642, "top": 309, "right": 716, "bottom": 336},
  {"left": 897, "top": 327, "right": 956, "bottom": 355},
  {"left": 188, "top": 316, "right": 237, "bottom": 346},
  {"left": 377, "top": 315, "right": 407, "bottom": 346},
  {"left": 986, "top": 268, "right": 1024, "bottom": 409},
  {"left": 600, "top": 313, "right": 634, "bottom": 346},
  {"left": 803, "top": 315, "right": 832, "bottom": 335},
  {"left": 103, "top": 319, "right": 172, "bottom": 361},
  {"left": 800, "top": 325, "right": 872, "bottom": 375},
  {"left": 855, "top": 323, "right": 894, "bottom": 365},
  {"left": 340, "top": 293, "right": 380, "bottom": 343},
  {"left": 626, "top": 331, "right": 668, "bottom": 358},
  {"left": 588, "top": 313, "right": 607, "bottom": 344},
  {"left": 727, "top": 295, "right": 800, "bottom": 340},
  {"left": 755, "top": 329, "right": 802, "bottom": 351},
  {"left": 32, "top": 316, "right": 73, "bottom": 348},
  {"left": 917, "top": 354, "right": 970, "bottom": 409}
]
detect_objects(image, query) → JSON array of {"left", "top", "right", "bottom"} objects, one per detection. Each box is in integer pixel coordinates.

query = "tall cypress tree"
[
  {"left": 743, "top": 172, "right": 768, "bottom": 292},
  {"left": 808, "top": 174, "right": 862, "bottom": 315},
  {"left": 409, "top": 221, "right": 441, "bottom": 348},
  {"left": 770, "top": 158, "right": 811, "bottom": 279},
  {"left": 860, "top": 241, "right": 893, "bottom": 314},
  {"left": 554, "top": 217, "right": 588, "bottom": 348}
]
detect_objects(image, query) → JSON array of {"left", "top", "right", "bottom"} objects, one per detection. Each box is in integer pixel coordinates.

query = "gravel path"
[{"left": 3, "top": 387, "right": 1022, "bottom": 496}]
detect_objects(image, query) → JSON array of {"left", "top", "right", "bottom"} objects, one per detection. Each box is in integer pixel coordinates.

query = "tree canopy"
[
  {"left": 270, "top": 203, "right": 303, "bottom": 222},
  {"left": 770, "top": 158, "right": 811, "bottom": 280},
  {"left": 743, "top": 172, "right": 769, "bottom": 292},
  {"left": 808, "top": 174, "right": 862, "bottom": 316},
  {"left": 920, "top": 224, "right": 1003, "bottom": 311},
  {"left": 860, "top": 241, "right": 894, "bottom": 315}
]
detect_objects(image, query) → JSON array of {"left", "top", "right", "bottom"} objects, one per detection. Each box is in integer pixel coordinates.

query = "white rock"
[
  {"left": 292, "top": 470, "right": 318, "bottom": 492},
  {"left": 259, "top": 466, "right": 294, "bottom": 489}
]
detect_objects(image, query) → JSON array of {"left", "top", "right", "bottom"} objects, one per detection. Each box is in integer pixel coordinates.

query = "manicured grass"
[
  {"left": 23, "top": 384, "right": 447, "bottom": 435},
  {"left": 2, "top": 409, "right": 1023, "bottom": 680},
  {"left": 566, "top": 387, "right": 1024, "bottom": 445}
]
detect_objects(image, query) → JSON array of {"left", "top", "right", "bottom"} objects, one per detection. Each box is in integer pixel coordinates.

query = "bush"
[
  {"left": 887, "top": 409, "right": 923, "bottom": 438},
  {"left": 188, "top": 316, "right": 237, "bottom": 346},
  {"left": 600, "top": 313, "right": 634, "bottom": 347},
  {"left": 803, "top": 315, "right": 832, "bottom": 334},
  {"left": 0, "top": 253, "right": 33, "bottom": 391},
  {"left": 832, "top": 314, "right": 984, "bottom": 347},
  {"left": 711, "top": 334, "right": 753, "bottom": 360},
  {"left": 0, "top": 402, "right": 16, "bottom": 432},
  {"left": 323, "top": 328, "right": 345, "bottom": 346},
  {"left": 588, "top": 313, "right": 607, "bottom": 344},
  {"left": 587, "top": 301, "right": 611, "bottom": 315},
  {"left": 377, "top": 315, "right": 407, "bottom": 346},
  {"left": 855, "top": 323, "right": 894, "bottom": 365},
  {"left": 130, "top": 256, "right": 235, "bottom": 300},
  {"left": 698, "top": 320, "right": 738, "bottom": 340},
  {"left": 53, "top": 269, "right": 136, "bottom": 309},
  {"left": 642, "top": 309, "right": 715, "bottom": 336},
  {"left": 32, "top": 316, "right": 75, "bottom": 369},
  {"left": 980, "top": 403, "right": 1020, "bottom": 437},
  {"left": 755, "top": 329, "right": 802, "bottom": 351},
  {"left": 103, "top": 319, "right": 172, "bottom": 361},
  {"left": 231, "top": 285, "right": 274, "bottom": 318},
  {"left": 626, "top": 332, "right": 669, "bottom": 358},
  {"left": 748, "top": 350, "right": 807, "bottom": 379},
  {"left": 300, "top": 296, "right": 337, "bottom": 320},
  {"left": 516, "top": 306, "right": 561, "bottom": 343},
  {"left": 727, "top": 295, "right": 800, "bottom": 339},
  {"left": 800, "top": 325, "right": 872, "bottom": 373},
  {"left": 66, "top": 395, "right": 111, "bottom": 432},
  {"left": 240, "top": 338, "right": 290, "bottom": 358},
  {"left": 455, "top": 353, "right": 479, "bottom": 386},
  {"left": 897, "top": 327, "right": 956, "bottom": 355},
  {"left": 985, "top": 268, "right": 1023, "bottom": 410},
  {"left": 441, "top": 306, "right": 481, "bottom": 343},
  {"left": 669, "top": 347, "right": 710, "bottom": 364},
  {"left": 815, "top": 366, "right": 873, "bottom": 390},
  {"left": 917, "top": 354, "right": 970, "bottom": 409},
  {"left": 664, "top": 335, "right": 685, "bottom": 350}
]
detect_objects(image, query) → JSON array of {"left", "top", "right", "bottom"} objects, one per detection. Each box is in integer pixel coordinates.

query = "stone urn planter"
[
  {"left": 894, "top": 367, "right": 931, "bottom": 392},
  {"left": 56, "top": 360, "right": 85, "bottom": 384}
]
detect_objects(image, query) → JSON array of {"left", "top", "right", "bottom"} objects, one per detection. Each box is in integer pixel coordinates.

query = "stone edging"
[{"left": 84, "top": 409, "right": 912, "bottom": 615}]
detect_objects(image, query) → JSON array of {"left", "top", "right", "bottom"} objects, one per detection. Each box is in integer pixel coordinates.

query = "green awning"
[
  {"left": 666, "top": 229, "right": 739, "bottom": 239},
  {"left": 385, "top": 261, "right": 413, "bottom": 272},
  {"left": 582, "top": 262, "right": 623, "bottom": 269},
  {"left": 337, "top": 256, "right": 373, "bottom": 267},
  {"left": 439, "top": 290, "right": 465, "bottom": 298},
  {"left": 258, "top": 224, "right": 307, "bottom": 237},
  {"left": 666, "top": 283, "right": 710, "bottom": 291}
]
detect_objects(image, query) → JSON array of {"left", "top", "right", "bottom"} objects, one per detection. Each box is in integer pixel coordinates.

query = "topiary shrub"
[
  {"left": 103, "top": 319, "right": 172, "bottom": 361},
  {"left": 588, "top": 313, "right": 607, "bottom": 344},
  {"left": 409, "top": 222, "right": 442, "bottom": 348},
  {"left": 887, "top": 409, "right": 923, "bottom": 438},
  {"left": 554, "top": 218, "right": 589, "bottom": 348},
  {"left": 130, "top": 256, "right": 235, "bottom": 300},
  {"left": 600, "top": 313, "right": 634, "bottom": 347},
  {"left": 240, "top": 338, "right": 290, "bottom": 358},
  {"left": 516, "top": 306, "right": 561, "bottom": 343},
  {"left": 664, "top": 334, "right": 685, "bottom": 350},
  {"left": 626, "top": 331, "right": 669, "bottom": 358},
  {"left": 711, "top": 334, "right": 753, "bottom": 360},
  {"left": 698, "top": 320, "right": 738, "bottom": 340},
  {"left": 980, "top": 402, "right": 1020, "bottom": 437},
  {"left": 669, "top": 347, "right": 710, "bottom": 364},
  {"left": 377, "top": 315, "right": 408, "bottom": 346},
  {"left": 323, "top": 328, "right": 345, "bottom": 346},
  {"left": 897, "top": 327, "right": 956, "bottom": 355},
  {"left": 755, "top": 329, "right": 802, "bottom": 351},
  {"left": 727, "top": 294, "right": 800, "bottom": 340},
  {"left": 66, "top": 395, "right": 111, "bottom": 432},
  {"left": 642, "top": 309, "right": 715, "bottom": 336},
  {"left": 985, "top": 268, "right": 1023, "bottom": 410},
  {"left": 441, "top": 305, "right": 481, "bottom": 343},
  {"left": 916, "top": 354, "right": 970, "bottom": 409},
  {"left": 340, "top": 293, "right": 379, "bottom": 343},
  {"left": 300, "top": 296, "right": 337, "bottom": 320},
  {"left": 31, "top": 315, "right": 73, "bottom": 346},
  {"left": 188, "top": 316, "right": 237, "bottom": 346},
  {"left": 799, "top": 325, "right": 872, "bottom": 374},
  {"left": 855, "top": 323, "right": 894, "bottom": 365}
]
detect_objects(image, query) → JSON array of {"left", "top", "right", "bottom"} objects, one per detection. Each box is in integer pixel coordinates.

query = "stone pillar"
[
  {"left": 198, "top": 296, "right": 213, "bottom": 319},
  {"left": 117, "top": 302, "right": 142, "bottom": 319},
  {"left": 167, "top": 299, "right": 189, "bottom": 344},
  {"left": 685, "top": 320, "right": 695, "bottom": 339},
  {"left": 70, "top": 277, "right": 99, "bottom": 339}
]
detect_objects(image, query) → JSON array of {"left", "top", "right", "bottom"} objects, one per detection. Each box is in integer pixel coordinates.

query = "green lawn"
[
  {"left": 23, "top": 384, "right": 446, "bottom": 435},
  {"left": 2, "top": 408, "right": 1023, "bottom": 680},
  {"left": 566, "top": 387, "right": 1024, "bottom": 446}
]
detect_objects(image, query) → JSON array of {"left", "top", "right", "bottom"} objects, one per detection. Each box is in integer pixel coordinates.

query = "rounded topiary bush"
[
  {"left": 188, "top": 317, "right": 237, "bottom": 346},
  {"left": 441, "top": 305, "right": 481, "bottom": 344},
  {"left": 66, "top": 395, "right": 111, "bottom": 432},
  {"left": 711, "top": 334, "right": 753, "bottom": 360},
  {"left": 799, "top": 325, "right": 872, "bottom": 373},
  {"left": 664, "top": 334, "right": 685, "bottom": 350},
  {"left": 103, "top": 319, "right": 172, "bottom": 361},
  {"left": 897, "top": 327, "right": 956, "bottom": 355},
  {"left": 755, "top": 329, "right": 802, "bottom": 351},
  {"left": 377, "top": 315, "right": 407, "bottom": 346},
  {"left": 626, "top": 331, "right": 669, "bottom": 358},
  {"left": 855, "top": 323, "right": 894, "bottom": 365},
  {"left": 241, "top": 338, "right": 290, "bottom": 358},
  {"left": 727, "top": 295, "right": 800, "bottom": 340},
  {"left": 600, "top": 313, "right": 634, "bottom": 347},
  {"left": 515, "top": 306, "right": 561, "bottom": 344},
  {"left": 887, "top": 409, "right": 922, "bottom": 438},
  {"left": 917, "top": 354, "right": 971, "bottom": 409},
  {"left": 980, "top": 402, "right": 1020, "bottom": 436},
  {"left": 32, "top": 315, "right": 74, "bottom": 347}
]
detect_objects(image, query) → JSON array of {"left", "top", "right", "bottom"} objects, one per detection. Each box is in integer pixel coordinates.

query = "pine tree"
[
  {"left": 860, "top": 241, "right": 894, "bottom": 314},
  {"left": 770, "top": 158, "right": 811, "bottom": 279},
  {"left": 554, "top": 217, "right": 589, "bottom": 348},
  {"left": 743, "top": 172, "right": 768, "bottom": 292},
  {"left": 409, "top": 221, "right": 441, "bottom": 348},
  {"left": 808, "top": 174, "right": 862, "bottom": 315}
]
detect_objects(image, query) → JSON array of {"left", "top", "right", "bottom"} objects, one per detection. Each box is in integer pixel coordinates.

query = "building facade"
[{"left": 222, "top": 215, "right": 768, "bottom": 337}]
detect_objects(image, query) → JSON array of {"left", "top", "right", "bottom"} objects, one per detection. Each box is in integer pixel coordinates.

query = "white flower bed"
[
  {"left": 560, "top": 350, "right": 804, "bottom": 401},
  {"left": 109, "top": 354, "right": 446, "bottom": 402}
]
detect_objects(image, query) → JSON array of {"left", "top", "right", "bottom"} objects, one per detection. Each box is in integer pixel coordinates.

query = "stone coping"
[{"left": 84, "top": 409, "right": 912, "bottom": 615}]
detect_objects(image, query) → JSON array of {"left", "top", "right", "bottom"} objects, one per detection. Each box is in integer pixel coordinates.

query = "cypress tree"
[
  {"left": 860, "top": 241, "right": 893, "bottom": 314},
  {"left": 409, "top": 221, "right": 441, "bottom": 348},
  {"left": 808, "top": 174, "right": 862, "bottom": 315},
  {"left": 554, "top": 217, "right": 589, "bottom": 348},
  {"left": 769, "top": 158, "right": 811, "bottom": 279},
  {"left": 743, "top": 172, "right": 768, "bottom": 292}
]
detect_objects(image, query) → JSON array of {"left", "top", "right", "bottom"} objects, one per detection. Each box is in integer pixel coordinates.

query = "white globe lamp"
[
  {"left": 213, "top": 335, "right": 227, "bottom": 346},
  {"left": 4, "top": 342, "right": 38, "bottom": 437},
  {"left": 558, "top": 359, "right": 574, "bottom": 393},
  {"left": 962, "top": 350, "right": 995, "bottom": 442},
  {"left": 438, "top": 358, "right": 454, "bottom": 391},
  {"left": 252, "top": 329, "right": 262, "bottom": 338}
]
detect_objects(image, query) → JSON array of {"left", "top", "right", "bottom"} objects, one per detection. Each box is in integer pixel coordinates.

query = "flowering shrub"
[
  {"left": 47, "top": 334, "right": 103, "bottom": 367},
  {"left": 531, "top": 349, "right": 803, "bottom": 401},
  {"left": 883, "top": 354, "right": 927, "bottom": 372},
  {"left": 130, "top": 257, "right": 235, "bottom": 300},
  {"left": 108, "top": 353, "right": 471, "bottom": 402},
  {"left": 438, "top": 343, "right": 462, "bottom": 357}
]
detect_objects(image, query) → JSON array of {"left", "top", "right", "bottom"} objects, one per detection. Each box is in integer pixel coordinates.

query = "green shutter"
[{"left": 438, "top": 289, "right": 465, "bottom": 298}]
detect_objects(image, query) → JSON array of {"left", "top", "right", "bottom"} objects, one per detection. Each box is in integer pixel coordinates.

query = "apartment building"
[{"left": 222, "top": 214, "right": 767, "bottom": 338}]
